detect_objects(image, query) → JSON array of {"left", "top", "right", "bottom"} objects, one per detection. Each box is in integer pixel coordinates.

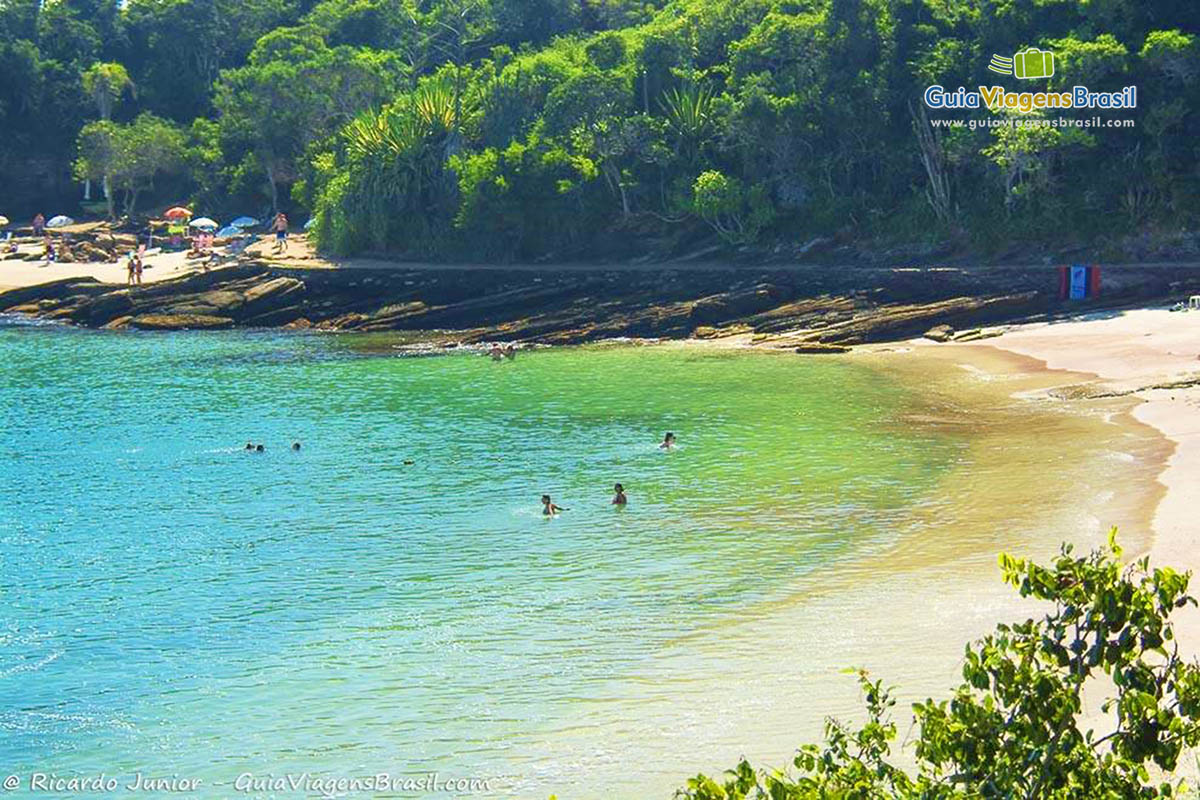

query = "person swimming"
[
  {"left": 541, "top": 494, "right": 567, "bottom": 515},
  {"left": 612, "top": 483, "right": 627, "bottom": 506},
  {"left": 291, "top": 442, "right": 301, "bottom": 451},
  {"left": 489, "top": 344, "right": 504, "bottom": 361},
  {"left": 245, "top": 442, "right": 254, "bottom": 450},
  {"left": 503, "top": 345, "right": 516, "bottom": 360},
  {"left": 659, "top": 432, "right": 676, "bottom": 450},
  {"left": 255, "top": 444, "right": 265, "bottom": 452}
]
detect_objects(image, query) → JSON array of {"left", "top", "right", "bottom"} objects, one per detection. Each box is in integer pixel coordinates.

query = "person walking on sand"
[
  {"left": 272, "top": 212, "right": 289, "bottom": 253},
  {"left": 32, "top": 213, "right": 45, "bottom": 237},
  {"left": 542, "top": 494, "right": 567, "bottom": 516},
  {"left": 134, "top": 254, "right": 144, "bottom": 285},
  {"left": 611, "top": 483, "right": 627, "bottom": 506},
  {"left": 659, "top": 432, "right": 676, "bottom": 450},
  {"left": 127, "top": 253, "right": 137, "bottom": 285}
]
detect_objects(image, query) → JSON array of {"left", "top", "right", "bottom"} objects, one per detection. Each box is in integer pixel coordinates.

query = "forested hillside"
[{"left": 1, "top": 0, "right": 1198, "bottom": 261}]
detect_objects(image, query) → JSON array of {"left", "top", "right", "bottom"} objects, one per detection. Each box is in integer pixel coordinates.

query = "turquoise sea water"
[{"left": 0, "top": 320, "right": 1079, "bottom": 797}]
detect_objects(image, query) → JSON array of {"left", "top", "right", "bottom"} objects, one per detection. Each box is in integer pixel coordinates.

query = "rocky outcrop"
[
  {"left": 924, "top": 324, "right": 956, "bottom": 342},
  {"left": 4, "top": 261, "right": 1199, "bottom": 349},
  {"left": 794, "top": 343, "right": 851, "bottom": 354},
  {"left": 129, "top": 314, "right": 235, "bottom": 330}
]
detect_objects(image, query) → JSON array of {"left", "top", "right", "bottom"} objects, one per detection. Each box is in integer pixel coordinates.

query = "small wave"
[{"left": 0, "top": 649, "right": 62, "bottom": 678}]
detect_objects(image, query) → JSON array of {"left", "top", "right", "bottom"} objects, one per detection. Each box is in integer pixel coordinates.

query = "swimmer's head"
[
  {"left": 256, "top": 444, "right": 264, "bottom": 452},
  {"left": 245, "top": 442, "right": 254, "bottom": 450},
  {"left": 292, "top": 442, "right": 301, "bottom": 451},
  {"left": 664, "top": 432, "right": 675, "bottom": 442},
  {"left": 614, "top": 483, "right": 623, "bottom": 493},
  {"left": 541, "top": 494, "right": 551, "bottom": 504}
]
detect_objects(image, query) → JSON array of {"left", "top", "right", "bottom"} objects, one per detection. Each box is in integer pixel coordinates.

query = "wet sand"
[{"left": 950, "top": 310, "right": 1200, "bottom": 653}]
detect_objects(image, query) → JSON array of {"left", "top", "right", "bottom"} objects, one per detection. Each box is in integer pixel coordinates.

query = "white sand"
[
  {"left": 0, "top": 248, "right": 203, "bottom": 291},
  {"left": 961, "top": 310, "right": 1200, "bottom": 651}
]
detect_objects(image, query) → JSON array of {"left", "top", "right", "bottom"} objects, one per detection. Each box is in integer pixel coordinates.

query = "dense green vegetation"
[
  {"left": 678, "top": 533, "right": 1200, "bottom": 798},
  {"left": 1, "top": 0, "right": 1197, "bottom": 259}
]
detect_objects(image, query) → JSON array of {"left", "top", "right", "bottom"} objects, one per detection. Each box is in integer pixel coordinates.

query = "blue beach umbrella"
[
  {"left": 215, "top": 226, "right": 240, "bottom": 238},
  {"left": 230, "top": 216, "right": 259, "bottom": 228},
  {"left": 303, "top": 218, "right": 316, "bottom": 231}
]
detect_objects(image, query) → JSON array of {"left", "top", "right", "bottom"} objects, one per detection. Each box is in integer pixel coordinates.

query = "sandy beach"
[
  {"left": 0, "top": 248, "right": 201, "bottom": 291},
  {"left": 0, "top": 234, "right": 314, "bottom": 292},
  {"left": 943, "top": 310, "right": 1200, "bottom": 649}
]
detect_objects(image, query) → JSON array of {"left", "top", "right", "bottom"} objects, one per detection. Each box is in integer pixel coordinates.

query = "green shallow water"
[{"left": 0, "top": 321, "right": 1144, "bottom": 798}]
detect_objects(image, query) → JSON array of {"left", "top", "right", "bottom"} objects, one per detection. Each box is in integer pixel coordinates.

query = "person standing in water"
[
  {"left": 611, "top": 483, "right": 627, "bottom": 506},
  {"left": 489, "top": 344, "right": 504, "bottom": 361},
  {"left": 659, "top": 432, "right": 676, "bottom": 450},
  {"left": 541, "top": 495, "right": 567, "bottom": 515}
]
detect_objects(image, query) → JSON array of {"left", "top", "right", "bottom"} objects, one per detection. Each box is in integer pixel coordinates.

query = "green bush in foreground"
[{"left": 678, "top": 531, "right": 1200, "bottom": 799}]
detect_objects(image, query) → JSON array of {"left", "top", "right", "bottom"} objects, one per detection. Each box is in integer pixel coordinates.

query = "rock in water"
[
  {"left": 129, "top": 314, "right": 234, "bottom": 331},
  {"left": 794, "top": 343, "right": 851, "bottom": 354}
]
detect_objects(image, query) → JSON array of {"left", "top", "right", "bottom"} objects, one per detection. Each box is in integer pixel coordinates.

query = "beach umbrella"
[
  {"left": 164, "top": 206, "right": 192, "bottom": 219},
  {"left": 230, "top": 216, "right": 259, "bottom": 228},
  {"left": 303, "top": 218, "right": 317, "bottom": 231},
  {"left": 215, "top": 226, "right": 240, "bottom": 238},
  {"left": 46, "top": 215, "right": 74, "bottom": 228},
  {"left": 188, "top": 217, "right": 219, "bottom": 230},
  {"left": 0, "top": 216, "right": 8, "bottom": 227}
]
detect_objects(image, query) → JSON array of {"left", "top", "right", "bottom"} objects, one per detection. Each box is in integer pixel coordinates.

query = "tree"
[
  {"left": 214, "top": 25, "right": 401, "bottom": 211},
  {"left": 910, "top": 101, "right": 957, "bottom": 229},
  {"left": 1140, "top": 30, "right": 1200, "bottom": 84},
  {"left": 74, "top": 120, "right": 122, "bottom": 219},
  {"left": 81, "top": 61, "right": 132, "bottom": 121},
  {"left": 74, "top": 113, "right": 184, "bottom": 218},
  {"left": 113, "top": 113, "right": 185, "bottom": 216},
  {"left": 691, "top": 170, "right": 774, "bottom": 244},
  {"left": 660, "top": 82, "right": 715, "bottom": 166},
  {"left": 678, "top": 532, "right": 1200, "bottom": 799},
  {"left": 81, "top": 61, "right": 133, "bottom": 204},
  {"left": 571, "top": 114, "right": 669, "bottom": 220},
  {"left": 980, "top": 114, "right": 1093, "bottom": 215}
]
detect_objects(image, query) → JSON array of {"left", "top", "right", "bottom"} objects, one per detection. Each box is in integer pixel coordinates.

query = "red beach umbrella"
[{"left": 163, "top": 206, "right": 192, "bottom": 219}]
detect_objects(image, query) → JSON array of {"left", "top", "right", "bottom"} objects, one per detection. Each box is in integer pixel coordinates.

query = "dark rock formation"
[
  {"left": 128, "top": 314, "right": 235, "bottom": 330},
  {"left": 4, "top": 261, "right": 1200, "bottom": 349},
  {"left": 924, "top": 324, "right": 956, "bottom": 342}
]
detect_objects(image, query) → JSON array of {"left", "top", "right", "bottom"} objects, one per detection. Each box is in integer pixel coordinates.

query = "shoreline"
[
  {"left": 0, "top": 308, "right": 1191, "bottom": 796},
  {"left": 934, "top": 310, "right": 1200, "bottom": 652},
  {"left": 4, "top": 255, "right": 1200, "bottom": 341}
]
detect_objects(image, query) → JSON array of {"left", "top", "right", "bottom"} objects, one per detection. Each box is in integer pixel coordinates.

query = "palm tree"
[
  {"left": 81, "top": 62, "right": 134, "bottom": 207},
  {"left": 660, "top": 82, "right": 714, "bottom": 165},
  {"left": 82, "top": 62, "right": 133, "bottom": 122}
]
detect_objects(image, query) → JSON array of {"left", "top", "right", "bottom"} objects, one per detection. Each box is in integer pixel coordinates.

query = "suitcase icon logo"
[{"left": 988, "top": 48, "right": 1055, "bottom": 80}]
